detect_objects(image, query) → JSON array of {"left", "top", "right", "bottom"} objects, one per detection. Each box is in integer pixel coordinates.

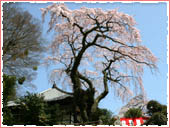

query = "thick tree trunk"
[
  {"left": 72, "top": 85, "right": 96, "bottom": 123},
  {"left": 70, "top": 43, "right": 108, "bottom": 124},
  {"left": 91, "top": 101, "right": 98, "bottom": 113},
  {"left": 71, "top": 72, "right": 108, "bottom": 123}
]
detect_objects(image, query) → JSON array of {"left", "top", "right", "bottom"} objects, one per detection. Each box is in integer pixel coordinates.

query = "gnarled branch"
[
  {"left": 78, "top": 71, "right": 93, "bottom": 90},
  {"left": 95, "top": 70, "right": 108, "bottom": 104},
  {"left": 53, "top": 85, "right": 74, "bottom": 95}
]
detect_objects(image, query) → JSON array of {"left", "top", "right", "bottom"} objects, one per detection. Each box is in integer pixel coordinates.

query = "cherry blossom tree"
[{"left": 41, "top": 3, "right": 157, "bottom": 123}]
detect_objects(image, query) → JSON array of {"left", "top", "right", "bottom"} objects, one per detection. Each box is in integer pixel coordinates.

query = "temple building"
[{"left": 6, "top": 83, "right": 74, "bottom": 124}]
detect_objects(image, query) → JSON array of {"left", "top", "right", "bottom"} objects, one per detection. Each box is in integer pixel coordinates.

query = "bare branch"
[
  {"left": 94, "top": 43, "right": 155, "bottom": 67},
  {"left": 78, "top": 72, "right": 93, "bottom": 90},
  {"left": 95, "top": 70, "right": 108, "bottom": 104},
  {"left": 53, "top": 86, "right": 73, "bottom": 95}
]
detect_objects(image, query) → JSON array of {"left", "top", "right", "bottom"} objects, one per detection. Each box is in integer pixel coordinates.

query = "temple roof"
[
  {"left": 7, "top": 101, "right": 20, "bottom": 107},
  {"left": 38, "top": 87, "right": 72, "bottom": 102},
  {"left": 7, "top": 84, "right": 73, "bottom": 106}
]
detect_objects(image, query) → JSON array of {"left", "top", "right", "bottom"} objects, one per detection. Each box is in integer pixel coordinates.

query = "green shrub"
[
  {"left": 144, "top": 100, "right": 167, "bottom": 125},
  {"left": 17, "top": 92, "right": 50, "bottom": 125},
  {"left": 124, "top": 108, "right": 142, "bottom": 118},
  {"left": 2, "top": 107, "right": 14, "bottom": 125},
  {"left": 145, "top": 112, "right": 167, "bottom": 125},
  {"left": 147, "top": 100, "right": 162, "bottom": 115},
  {"left": 91, "top": 108, "right": 115, "bottom": 125}
]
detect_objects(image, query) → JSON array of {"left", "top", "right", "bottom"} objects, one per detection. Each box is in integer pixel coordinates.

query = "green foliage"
[
  {"left": 147, "top": 100, "right": 162, "bottom": 115},
  {"left": 24, "top": 50, "right": 29, "bottom": 56},
  {"left": 18, "top": 77, "right": 26, "bottom": 85},
  {"left": 161, "top": 105, "right": 167, "bottom": 116},
  {"left": 145, "top": 100, "right": 167, "bottom": 125},
  {"left": 33, "top": 66, "right": 38, "bottom": 71},
  {"left": 2, "top": 107, "right": 14, "bottom": 125},
  {"left": 17, "top": 92, "right": 50, "bottom": 125},
  {"left": 91, "top": 108, "right": 115, "bottom": 125},
  {"left": 3, "top": 74, "right": 17, "bottom": 105},
  {"left": 45, "top": 104, "right": 63, "bottom": 125},
  {"left": 124, "top": 108, "right": 142, "bottom": 118},
  {"left": 3, "top": 74, "right": 18, "bottom": 125},
  {"left": 145, "top": 112, "right": 167, "bottom": 125},
  {"left": 3, "top": 92, "right": 69, "bottom": 125}
]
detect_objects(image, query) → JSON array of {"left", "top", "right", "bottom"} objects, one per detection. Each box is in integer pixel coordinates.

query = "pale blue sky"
[{"left": 17, "top": 2, "right": 168, "bottom": 114}]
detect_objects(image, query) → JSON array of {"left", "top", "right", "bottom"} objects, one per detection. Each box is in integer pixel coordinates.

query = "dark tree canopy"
[
  {"left": 145, "top": 100, "right": 167, "bottom": 125},
  {"left": 3, "top": 74, "right": 17, "bottom": 106},
  {"left": 94, "top": 108, "right": 116, "bottom": 125},
  {"left": 147, "top": 100, "right": 162, "bottom": 115},
  {"left": 17, "top": 93, "right": 49, "bottom": 125},
  {"left": 145, "top": 112, "right": 167, "bottom": 126},
  {"left": 3, "top": 92, "right": 50, "bottom": 125}
]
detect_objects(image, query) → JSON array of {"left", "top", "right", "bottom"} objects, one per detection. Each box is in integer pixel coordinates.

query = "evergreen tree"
[
  {"left": 144, "top": 100, "right": 167, "bottom": 125},
  {"left": 3, "top": 74, "right": 17, "bottom": 106}
]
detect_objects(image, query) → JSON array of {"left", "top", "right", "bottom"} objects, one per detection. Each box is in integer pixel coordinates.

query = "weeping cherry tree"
[{"left": 41, "top": 4, "right": 157, "bottom": 123}]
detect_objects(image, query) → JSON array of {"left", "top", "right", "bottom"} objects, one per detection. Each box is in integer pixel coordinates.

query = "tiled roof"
[
  {"left": 38, "top": 87, "right": 72, "bottom": 102},
  {"left": 7, "top": 101, "right": 19, "bottom": 107},
  {"left": 7, "top": 85, "right": 73, "bottom": 106}
]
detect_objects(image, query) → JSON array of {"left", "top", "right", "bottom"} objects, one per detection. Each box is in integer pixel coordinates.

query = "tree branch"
[
  {"left": 94, "top": 43, "right": 155, "bottom": 67},
  {"left": 73, "top": 23, "right": 84, "bottom": 35},
  {"left": 95, "top": 70, "right": 108, "bottom": 104},
  {"left": 53, "top": 85, "right": 73, "bottom": 95},
  {"left": 78, "top": 72, "right": 93, "bottom": 90}
]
